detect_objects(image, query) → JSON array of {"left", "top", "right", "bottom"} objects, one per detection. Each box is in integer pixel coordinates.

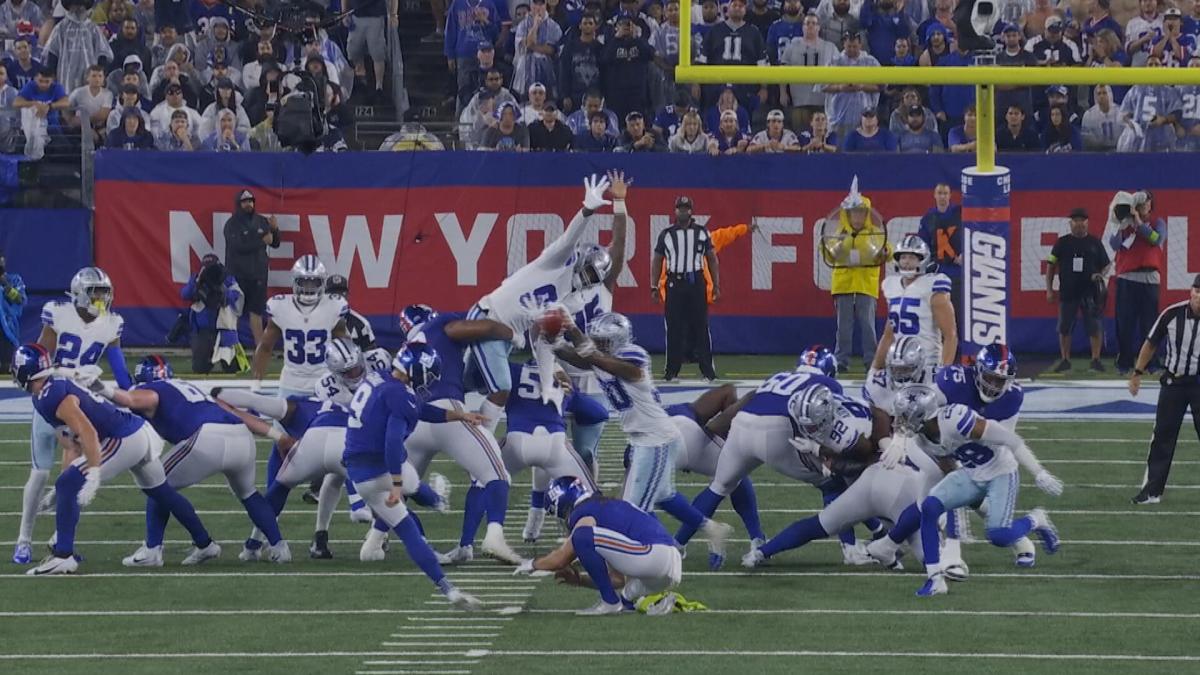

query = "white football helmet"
[
  {"left": 892, "top": 235, "right": 930, "bottom": 278},
  {"left": 70, "top": 267, "right": 113, "bottom": 318},
  {"left": 325, "top": 337, "right": 365, "bottom": 391},
  {"left": 586, "top": 312, "right": 632, "bottom": 354},
  {"left": 292, "top": 255, "right": 327, "bottom": 306}
]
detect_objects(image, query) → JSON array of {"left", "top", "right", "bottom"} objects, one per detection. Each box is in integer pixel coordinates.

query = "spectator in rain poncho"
[{"left": 44, "top": 1, "right": 113, "bottom": 90}]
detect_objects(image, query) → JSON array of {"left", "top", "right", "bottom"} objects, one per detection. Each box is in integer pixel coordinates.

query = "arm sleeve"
[
  {"left": 383, "top": 414, "right": 410, "bottom": 474},
  {"left": 106, "top": 345, "right": 133, "bottom": 389},
  {"left": 418, "top": 404, "right": 449, "bottom": 423},
  {"left": 980, "top": 420, "right": 1043, "bottom": 475}
]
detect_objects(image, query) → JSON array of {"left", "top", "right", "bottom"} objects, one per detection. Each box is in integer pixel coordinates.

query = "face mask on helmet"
[
  {"left": 84, "top": 285, "right": 113, "bottom": 317},
  {"left": 572, "top": 247, "right": 612, "bottom": 290},
  {"left": 293, "top": 275, "right": 324, "bottom": 305},
  {"left": 896, "top": 252, "right": 923, "bottom": 277},
  {"left": 977, "top": 370, "right": 1012, "bottom": 401}
]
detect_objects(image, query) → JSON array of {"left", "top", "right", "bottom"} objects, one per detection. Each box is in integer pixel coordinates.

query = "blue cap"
[
  {"left": 477, "top": 40, "right": 494, "bottom": 51},
  {"left": 1000, "top": 22, "right": 1020, "bottom": 33},
  {"left": 1045, "top": 84, "right": 1068, "bottom": 96}
]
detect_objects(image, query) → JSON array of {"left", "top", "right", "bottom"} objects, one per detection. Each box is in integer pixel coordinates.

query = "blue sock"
[
  {"left": 945, "top": 509, "right": 961, "bottom": 538},
  {"left": 482, "top": 480, "right": 510, "bottom": 525},
  {"left": 345, "top": 479, "right": 366, "bottom": 511},
  {"left": 919, "top": 496, "right": 947, "bottom": 568},
  {"left": 760, "top": 516, "right": 828, "bottom": 559},
  {"left": 52, "top": 466, "right": 86, "bottom": 557},
  {"left": 410, "top": 482, "right": 441, "bottom": 509},
  {"left": 657, "top": 491, "right": 705, "bottom": 529},
  {"left": 571, "top": 526, "right": 619, "bottom": 605},
  {"left": 266, "top": 443, "right": 282, "bottom": 488},
  {"left": 409, "top": 511, "right": 426, "bottom": 536},
  {"left": 571, "top": 422, "right": 604, "bottom": 470},
  {"left": 529, "top": 490, "right": 546, "bottom": 509},
  {"left": 144, "top": 495, "right": 170, "bottom": 548},
  {"left": 729, "top": 479, "right": 765, "bottom": 541},
  {"left": 265, "top": 481, "right": 291, "bottom": 516},
  {"left": 864, "top": 518, "right": 883, "bottom": 534},
  {"left": 820, "top": 484, "right": 856, "bottom": 546},
  {"left": 144, "top": 483, "right": 212, "bottom": 548},
  {"left": 675, "top": 488, "right": 723, "bottom": 545},
  {"left": 459, "top": 484, "right": 486, "bottom": 547},
  {"left": 394, "top": 514, "right": 445, "bottom": 584},
  {"left": 986, "top": 516, "right": 1033, "bottom": 548},
  {"left": 242, "top": 492, "right": 282, "bottom": 545},
  {"left": 373, "top": 517, "right": 389, "bottom": 533},
  {"left": 889, "top": 502, "right": 922, "bottom": 544}
]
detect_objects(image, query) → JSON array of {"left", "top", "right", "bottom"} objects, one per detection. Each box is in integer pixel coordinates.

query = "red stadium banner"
[{"left": 94, "top": 151, "right": 1200, "bottom": 353}]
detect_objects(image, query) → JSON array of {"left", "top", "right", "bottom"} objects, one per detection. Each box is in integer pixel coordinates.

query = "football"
[{"left": 537, "top": 307, "right": 568, "bottom": 338}]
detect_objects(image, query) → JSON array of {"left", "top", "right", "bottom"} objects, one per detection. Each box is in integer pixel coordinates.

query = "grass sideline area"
[{"left": 2, "top": 418, "right": 1198, "bottom": 673}]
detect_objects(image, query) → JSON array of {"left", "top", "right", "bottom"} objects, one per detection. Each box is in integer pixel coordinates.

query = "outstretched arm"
[
  {"left": 444, "top": 318, "right": 515, "bottom": 342},
  {"left": 605, "top": 170, "right": 629, "bottom": 291},
  {"left": 539, "top": 174, "right": 612, "bottom": 267}
]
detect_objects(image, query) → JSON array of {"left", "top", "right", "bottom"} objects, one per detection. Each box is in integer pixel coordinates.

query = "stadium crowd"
[{"left": 0, "top": 0, "right": 1196, "bottom": 154}]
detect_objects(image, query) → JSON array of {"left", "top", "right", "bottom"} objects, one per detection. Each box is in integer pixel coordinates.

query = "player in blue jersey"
[
  {"left": 342, "top": 342, "right": 481, "bottom": 610},
  {"left": 14, "top": 266, "right": 133, "bottom": 564},
  {"left": 91, "top": 356, "right": 290, "bottom": 566},
  {"left": 398, "top": 303, "right": 525, "bottom": 565},
  {"left": 13, "top": 344, "right": 214, "bottom": 575},
  {"left": 515, "top": 477, "right": 683, "bottom": 616},
  {"left": 885, "top": 384, "right": 1063, "bottom": 597}
]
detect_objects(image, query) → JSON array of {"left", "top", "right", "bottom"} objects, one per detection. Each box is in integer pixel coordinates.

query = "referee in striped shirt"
[
  {"left": 650, "top": 196, "right": 720, "bottom": 382},
  {"left": 1128, "top": 274, "right": 1200, "bottom": 505}
]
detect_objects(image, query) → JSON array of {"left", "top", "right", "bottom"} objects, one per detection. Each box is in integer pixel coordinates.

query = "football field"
[{"left": 3, "top": 406, "right": 1200, "bottom": 674}]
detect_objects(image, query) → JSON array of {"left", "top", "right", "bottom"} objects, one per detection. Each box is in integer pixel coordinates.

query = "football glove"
[
  {"left": 582, "top": 173, "right": 612, "bottom": 210},
  {"left": 1035, "top": 470, "right": 1064, "bottom": 496},
  {"left": 78, "top": 469, "right": 101, "bottom": 507},
  {"left": 514, "top": 559, "right": 536, "bottom": 576},
  {"left": 878, "top": 436, "right": 907, "bottom": 470}
]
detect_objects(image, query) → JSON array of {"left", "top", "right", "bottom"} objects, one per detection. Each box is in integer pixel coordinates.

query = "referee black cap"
[{"left": 675, "top": 195, "right": 693, "bottom": 209}]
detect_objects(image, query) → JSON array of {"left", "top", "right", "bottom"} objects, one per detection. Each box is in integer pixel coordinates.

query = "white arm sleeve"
[
  {"left": 217, "top": 389, "right": 289, "bottom": 420},
  {"left": 537, "top": 208, "right": 591, "bottom": 269},
  {"left": 979, "top": 421, "right": 1043, "bottom": 475}
]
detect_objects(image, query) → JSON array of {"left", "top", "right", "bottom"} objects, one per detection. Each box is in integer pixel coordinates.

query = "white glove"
[
  {"left": 250, "top": 380, "right": 264, "bottom": 394},
  {"left": 878, "top": 436, "right": 908, "bottom": 470},
  {"left": 70, "top": 365, "right": 103, "bottom": 389},
  {"left": 78, "top": 469, "right": 101, "bottom": 507},
  {"left": 581, "top": 173, "right": 612, "bottom": 210},
  {"left": 788, "top": 437, "right": 820, "bottom": 456},
  {"left": 1035, "top": 470, "right": 1064, "bottom": 496},
  {"left": 514, "top": 559, "right": 536, "bottom": 576}
]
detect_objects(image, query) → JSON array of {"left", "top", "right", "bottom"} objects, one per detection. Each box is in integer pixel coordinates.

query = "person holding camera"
[
  {"left": 1046, "top": 208, "right": 1110, "bottom": 373},
  {"left": 181, "top": 254, "right": 244, "bottom": 374},
  {"left": 1107, "top": 189, "right": 1166, "bottom": 375}
]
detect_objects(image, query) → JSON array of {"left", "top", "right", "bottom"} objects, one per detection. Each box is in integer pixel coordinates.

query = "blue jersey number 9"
[
  {"left": 284, "top": 329, "right": 329, "bottom": 366},
  {"left": 347, "top": 383, "right": 372, "bottom": 429}
]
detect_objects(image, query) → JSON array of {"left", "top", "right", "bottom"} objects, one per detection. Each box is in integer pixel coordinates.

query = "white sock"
[
  {"left": 316, "top": 474, "right": 344, "bottom": 532},
  {"left": 478, "top": 400, "right": 503, "bottom": 434},
  {"left": 942, "top": 536, "right": 963, "bottom": 563},
  {"left": 925, "top": 563, "right": 941, "bottom": 578},
  {"left": 486, "top": 521, "right": 505, "bottom": 540},
  {"left": 18, "top": 469, "right": 48, "bottom": 544}
]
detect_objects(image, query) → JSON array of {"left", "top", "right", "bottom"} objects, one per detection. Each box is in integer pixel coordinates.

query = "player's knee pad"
[{"left": 986, "top": 526, "right": 1022, "bottom": 548}]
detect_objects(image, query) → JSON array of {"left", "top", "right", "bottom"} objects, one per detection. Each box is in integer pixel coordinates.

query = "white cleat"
[
  {"left": 481, "top": 525, "right": 523, "bottom": 565},
  {"left": 437, "top": 545, "right": 474, "bottom": 565},
  {"left": 741, "top": 547, "right": 767, "bottom": 569},
  {"left": 349, "top": 506, "right": 374, "bottom": 524},
  {"left": 445, "top": 587, "right": 483, "bottom": 611},
  {"left": 916, "top": 572, "right": 949, "bottom": 597},
  {"left": 181, "top": 541, "right": 222, "bottom": 566},
  {"left": 644, "top": 592, "right": 678, "bottom": 616},
  {"left": 522, "top": 507, "right": 546, "bottom": 543},
  {"left": 750, "top": 537, "right": 766, "bottom": 552},
  {"left": 360, "top": 528, "right": 389, "bottom": 562},
  {"left": 1013, "top": 536, "right": 1037, "bottom": 568},
  {"left": 238, "top": 545, "right": 264, "bottom": 562},
  {"left": 865, "top": 537, "right": 904, "bottom": 570},
  {"left": 267, "top": 540, "right": 293, "bottom": 564},
  {"left": 576, "top": 600, "right": 629, "bottom": 616},
  {"left": 430, "top": 473, "right": 451, "bottom": 513},
  {"left": 26, "top": 554, "right": 79, "bottom": 576},
  {"left": 122, "top": 544, "right": 164, "bottom": 567},
  {"left": 841, "top": 541, "right": 876, "bottom": 566}
]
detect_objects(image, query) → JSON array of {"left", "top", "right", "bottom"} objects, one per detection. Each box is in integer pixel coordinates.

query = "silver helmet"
[
  {"left": 892, "top": 234, "right": 930, "bottom": 278},
  {"left": 572, "top": 244, "right": 612, "bottom": 290},
  {"left": 70, "top": 267, "right": 114, "bottom": 318},
  {"left": 291, "top": 255, "right": 327, "bottom": 306},
  {"left": 325, "top": 337, "right": 365, "bottom": 390},
  {"left": 587, "top": 311, "right": 633, "bottom": 354},
  {"left": 787, "top": 384, "right": 837, "bottom": 440},
  {"left": 886, "top": 336, "right": 929, "bottom": 386},
  {"left": 892, "top": 384, "right": 942, "bottom": 436}
]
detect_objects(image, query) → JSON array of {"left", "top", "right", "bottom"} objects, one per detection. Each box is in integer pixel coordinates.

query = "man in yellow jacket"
[{"left": 822, "top": 185, "right": 889, "bottom": 372}]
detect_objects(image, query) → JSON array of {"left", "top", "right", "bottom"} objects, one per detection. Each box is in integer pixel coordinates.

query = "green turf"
[{"left": 2, "top": 418, "right": 1199, "bottom": 674}]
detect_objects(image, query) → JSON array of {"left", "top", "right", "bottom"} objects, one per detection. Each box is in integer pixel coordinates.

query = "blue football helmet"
[
  {"left": 399, "top": 304, "right": 438, "bottom": 340},
  {"left": 974, "top": 343, "right": 1016, "bottom": 403},
  {"left": 545, "top": 476, "right": 593, "bottom": 520},
  {"left": 796, "top": 345, "right": 838, "bottom": 378},
  {"left": 394, "top": 342, "right": 442, "bottom": 394},
  {"left": 12, "top": 343, "right": 53, "bottom": 390},
  {"left": 787, "top": 384, "right": 837, "bottom": 439},
  {"left": 134, "top": 355, "right": 175, "bottom": 384}
]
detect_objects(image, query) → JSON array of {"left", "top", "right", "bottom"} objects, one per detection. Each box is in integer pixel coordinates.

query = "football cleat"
[
  {"left": 122, "top": 544, "right": 164, "bottom": 567},
  {"left": 309, "top": 530, "right": 333, "bottom": 559},
  {"left": 750, "top": 537, "right": 766, "bottom": 552},
  {"left": 37, "top": 488, "right": 56, "bottom": 513},
  {"left": 430, "top": 473, "right": 451, "bottom": 513},
  {"left": 576, "top": 599, "right": 630, "bottom": 616},
  {"left": 268, "top": 540, "right": 293, "bottom": 564},
  {"left": 702, "top": 520, "right": 733, "bottom": 571},
  {"left": 181, "top": 541, "right": 222, "bottom": 566},
  {"left": 360, "top": 527, "right": 388, "bottom": 562},
  {"left": 238, "top": 545, "right": 264, "bottom": 562},
  {"left": 301, "top": 489, "right": 319, "bottom": 505},
  {"left": 841, "top": 541, "right": 876, "bottom": 566},
  {"left": 741, "top": 547, "right": 766, "bottom": 569},
  {"left": 481, "top": 525, "right": 523, "bottom": 565},
  {"left": 349, "top": 506, "right": 373, "bottom": 524},
  {"left": 644, "top": 592, "right": 678, "bottom": 617},
  {"left": 11, "top": 541, "right": 32, "bottom": 565},
  {"left": 943, "top": 562, "right": 969, "bottom": 582},
  {"left": 1015, "top": 552, "right": 1036, "bottom": 568},
  {"left": 1028, "top": 509, "right": 1060, "bottom": 555},
  {"left": 865, "top": 537, "right": 904, "bottom": 570},
  {"left": 445, "top": 586, "right": 483, "bottom": 611},
  {"left": 437, "top": 545, "right": 474, "bottom": 565},
  {"left": 522, "top": 507, "right": 545, "bottom": 543},
  {"left": 916, "top": 572, "right": 948, "bottom": 597},
  {"left": 1013, "top": 536, "right": 1037, "bottom": 568},
  {"left": 26, "top": 554, "right": 79, "bottom": 576},
  {"left": 1131, "top": 491, "right": 1161, "bottom": 505}
]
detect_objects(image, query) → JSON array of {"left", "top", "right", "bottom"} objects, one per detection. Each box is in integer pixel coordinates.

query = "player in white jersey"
[
  {"left": 13, "top": 266, "right": 132, "bottom": 565},
  {"left": 872, "top": 235, "right": 957, "bottom": 372},
  {"left": 251, "top": 255, "right": 349, "bottom": 397},
  {"left": 556, "top": 312, "right": 734, "bottom": 562},
  {"left": 889, "top": 387, "right": 1064, "bottom": 597},
  {"left": 467, "top": 172, "right": 618, "bottom": 429}
]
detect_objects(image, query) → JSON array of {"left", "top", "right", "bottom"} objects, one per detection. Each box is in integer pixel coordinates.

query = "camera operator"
[
  {"left": 0, "top": 252, "right": 27, "bottom": 370},
  {"left": 181, "top": 253, "right": 244, "bottom": 374}
]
